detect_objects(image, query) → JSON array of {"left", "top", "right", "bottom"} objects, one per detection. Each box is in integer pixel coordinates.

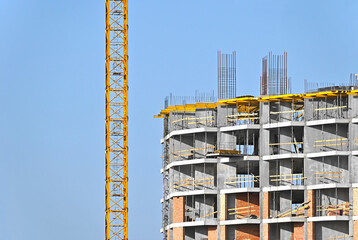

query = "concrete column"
[
  {"left": 307, "top": 190, "right": 315, "bottom": 240},
  {"left": 208, "top": 226, "right": 217, "bottom": 240}
]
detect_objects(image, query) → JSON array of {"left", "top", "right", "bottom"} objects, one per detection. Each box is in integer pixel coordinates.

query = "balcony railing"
[
  {"left": 270, "top": 173, "right": 305, "bottom": 186},
  {"left": 225, "top": 174, "right": 260, "bottom": 188},
  {"left": 314, "top": 171, "right": 343, "bottom": 184},
  {"left": 269, "top": 109, "right": 304, "bottom": 123},
  {"left": 226, "top": 113, "right": 259, "bottom": 126},
  {"left": 170, "top": 115, "right": 216, "bottom": 131},
  {"left": 313, "top": 137, "right": 348, "bottom": 152},
  {"left": 316, "top": 202, "right": 350, "bottom": 217},
  {"left": 172, "top": 177, "right": 215, "bottom": 192}
]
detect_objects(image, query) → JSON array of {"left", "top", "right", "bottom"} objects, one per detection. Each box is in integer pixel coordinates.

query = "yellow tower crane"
[{"left": 105, "top": 0, "right": 128, "bottom": 239}]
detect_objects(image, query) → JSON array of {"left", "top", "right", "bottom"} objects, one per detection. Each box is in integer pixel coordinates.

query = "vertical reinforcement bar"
[{"left": 105, "top": 0, "right": 128, "bottom": 240}]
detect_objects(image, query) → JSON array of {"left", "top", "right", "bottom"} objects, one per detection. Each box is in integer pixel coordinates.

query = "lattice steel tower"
[{"left": 105, "top": 0, "right": 128, "bottom": 239}]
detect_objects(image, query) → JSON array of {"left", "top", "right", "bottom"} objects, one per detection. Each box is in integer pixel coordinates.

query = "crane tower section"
[{"left": 105, "top": 0, "right": 128, "bottom": 240}]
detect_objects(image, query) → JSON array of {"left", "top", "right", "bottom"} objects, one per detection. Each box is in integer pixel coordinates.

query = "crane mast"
[{"left": 105, "top": 0, "right": 128, "bottom": 239}]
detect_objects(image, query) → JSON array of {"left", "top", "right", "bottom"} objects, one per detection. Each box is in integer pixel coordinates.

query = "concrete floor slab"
[
  {"left": 220, "top": 219, "right": 260, "bottom": 225},
  {"left": 263, "top": 217, "right": 305, "bottom": 223},
  {"left": 167, "top": 189, "right": 218, "bottom": 199},
  {"left": 307, "top": 216, "right": 350, "bottom": 222},
  {"left": 306, "top": 118, "right": 350, "bottom": 126},
  {"left": 262, "top": 153, "right": 304, "bottom": 161},
  {"left": 263, "top": 121, "right": 304, "bottom": 129},
  {"left": 263, "top": 185, "right": 305, "bottom": 192},
  {"left": 220, "top": 124, "right": 260, "bottom": 132},
  {"left": 220, "top": 187, "right": 261, "bottom": 194}
]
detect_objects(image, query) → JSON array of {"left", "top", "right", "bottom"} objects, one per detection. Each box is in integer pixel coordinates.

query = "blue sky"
[{"left": 0, "top": 0, "right": 357, "bottom": 239}]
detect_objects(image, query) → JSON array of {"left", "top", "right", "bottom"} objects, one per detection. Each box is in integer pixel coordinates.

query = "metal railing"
[
  {"left": 270, "top": 173, "right": 305, "bottom": 186},
  {"left": 225, "top": 174, "right": 260, "bottom": 188}
]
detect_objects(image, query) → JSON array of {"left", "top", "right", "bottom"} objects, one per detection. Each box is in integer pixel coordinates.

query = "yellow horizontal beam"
[
  {"left": 155, "top": 90, "right": 358, "bottom": 118},
  {"left": 270, "top": 173, "right": 303, "bottom": 177},
  {"left": 314, "top": 171, "right": 342, "bottom": 175},
  {"left": 314, "top": 106, "right": 347, "bottom": 111},
  {"left": 314, "top": 138, "right": 347, "bottom": 143},
  {"left": 270, "top": 177, "right": 307, "bottom": 181},
  {"left": 269, "top": 142, "right": 303, "bottom": 146}
]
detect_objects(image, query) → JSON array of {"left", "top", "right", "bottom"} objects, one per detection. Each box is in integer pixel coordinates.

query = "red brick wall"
[
  {"left": 208, "top": 226, "right": 217, "bottom": 240},
  {"left": 263, "top": 192, "right": 270, "bottom": 219},
  {"left": 173, "top": 197, "right": 185, "bottom": 223},
  {"left": 236, "top": 193, "right": 260, "bottom": 219},
  {"left": 236, "top": 224, "right": 260, "bottom": 240},
  {"left": 292, "top": 222, "right": 304, "bottom": 240},
  {"left": 173, "top": 227, "right": 184, "bottom": 240}
]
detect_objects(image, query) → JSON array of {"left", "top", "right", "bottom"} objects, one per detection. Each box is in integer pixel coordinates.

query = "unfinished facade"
[{"left": 156, "top": 89, "right": 358, "bottom": 240}]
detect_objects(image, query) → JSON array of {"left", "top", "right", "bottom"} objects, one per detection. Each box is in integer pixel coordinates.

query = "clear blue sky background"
[{"left": 0, "top": 1, "right": 357, "bottom": 239}]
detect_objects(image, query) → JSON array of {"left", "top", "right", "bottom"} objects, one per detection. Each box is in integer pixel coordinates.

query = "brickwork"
[
  {"left": 236, "top": 224, "right": 259, "bottom": 240},
  {"left": 307, "top": 222, "right": 314, "bottom": 240},
  {"left": 307, "top": 190, "right": 315, "bottom": 217},
  {"left": 208, "top": 226, "right": 217, "bottom": 240},
  {"left": 354, "top": 221, "right": 358, "bottom": 239},
  {"left": 236, "top": 193, "right": 260, "bottom": 219},
  {"left": 220, "top": 225, "right": 226, "bottom": 240},
  {"left": 263, "top": 223, "right": 269, "bottom": 240},
  {"left": 173, "top": 197, "right": 185, "bottom": 223},
  {"left": 220, "top": 194, "right": 227, "bottom": 221},
  {"left": 262, "top": 192, "right": 270, "bottom": 219},
  {"left": 292, "top": 222, "right": 304, "bottom": 240},
  {"left": 307, "top": 190, "right": 315, "bottom": 240},
  {"left": 354, "top": 188, "right": 358, "bottom": 216},
  {"left": 173, "top": 227, "right": 184, "bottom": 240}
]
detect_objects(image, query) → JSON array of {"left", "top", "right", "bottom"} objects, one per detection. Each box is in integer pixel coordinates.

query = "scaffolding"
[
  {"left": 269, "top": 99, "right": 304, "bottom": 123},
  {"left": 315, "top": 188, "right": 350, "bottom": 217},
  {"left": 311, "top": 94, "right": 348, "bottom": 120}
]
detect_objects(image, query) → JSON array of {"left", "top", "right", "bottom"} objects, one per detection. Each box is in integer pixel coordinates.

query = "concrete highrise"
[{"left": 156, "top": 89, "right": 358, "bottom": 240}]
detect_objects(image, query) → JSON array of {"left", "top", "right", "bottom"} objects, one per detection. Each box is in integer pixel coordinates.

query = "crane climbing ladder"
[{"left": 105, "top": 0, "right": 128, "bottom": 239}]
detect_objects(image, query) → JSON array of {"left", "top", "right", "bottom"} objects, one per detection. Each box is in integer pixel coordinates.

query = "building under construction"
[{"left": 156, "top": 52, "right": 358, "bottom": 240}]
